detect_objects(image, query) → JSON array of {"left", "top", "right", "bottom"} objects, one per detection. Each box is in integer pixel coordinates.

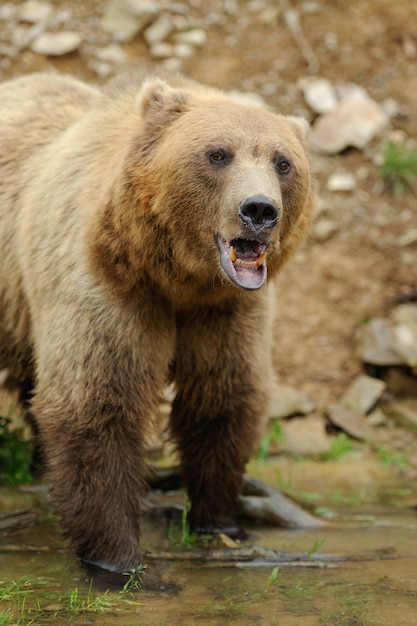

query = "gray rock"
[
  {"left": 327, "top": 403, "right": 372, "bottom": 440},
  {"left": 356, "top": 306, "right": 417, "bottom": 368},
  {"left": 281, "top": 414, "right": 331, "bottom": 455},
  {"left": 339, "top": 374, "right": 386, "bottom": 415},
  {"left": 267, "top": 384, "right": 315, "bottom": 419},
  {"left": 356, "top": 318, "right": 404, "bottom": 366},
  {"left": 393, "top": 305, "right": 417, "bottom": 367},
  {"left": 101, "top": 0, "right": 158, "bottom": 42},
  {"left": 31, "top": 31, "right": 82, "bottom": 56},
  {"left": 310, "top": 86, "right": 388, "bottom": 154}
]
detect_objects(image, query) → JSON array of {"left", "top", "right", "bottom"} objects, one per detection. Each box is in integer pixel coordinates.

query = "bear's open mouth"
[{"left": 217, "top": 236, "right": 268, "bottom": 290}]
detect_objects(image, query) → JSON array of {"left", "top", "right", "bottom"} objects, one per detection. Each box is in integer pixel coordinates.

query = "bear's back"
[
  {"left": 0, "top": 74, "right": 100, "bottom": 361},
  {"left": 0, "top": 73, "right": 100, "bottom": 175}
]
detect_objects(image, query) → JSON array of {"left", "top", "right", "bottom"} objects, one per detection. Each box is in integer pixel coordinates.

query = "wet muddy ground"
[{"left": 1, "top": 455, "right": 417, "bottom": 625}]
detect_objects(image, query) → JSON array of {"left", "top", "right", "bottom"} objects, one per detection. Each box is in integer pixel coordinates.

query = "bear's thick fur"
[{"left": 0, "top": 71, "right": 315, "bottom": 574}]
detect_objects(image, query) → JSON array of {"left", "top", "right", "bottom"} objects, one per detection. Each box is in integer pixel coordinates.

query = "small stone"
[
  {"left": 393, "top": 305, "right": 417, "bottom": 367},
  {"left": 356, "top": 304, "right": 417, "bottom": 368},
  {"left": 0, "top": 44, "right": 19, "bottom": 59},
  {"left": 143, "top": 13, "right": 174, "bottom": 45},
  {"left": 95, "top": 43, "right": 127, "bottom": 64},
  {"left": 101, "top": 0, "right": 158, "bottom": 42},
  {"left": 355, "top": 318, "right": 404, "bottom": 366},
  {"left": 327, "top": 404, "right": 372, "bottom": 440},
  {"left": 302, "top": 1, "right": 321, "bottom": 13},
  {"left": 300, "top": 77, "right": 338, "bottom": 114},
  {"left": 312, "top": 218, "right": 338, "bottom": 240},
  {"left": 31, "top": 31, "right": 82, "bottom": 55},
  {"left": 326, "top": 172, "right": 356, "bottom": 192},
  {"left": 50, "top": 8, "right": 73, "bottom": 27},
  {"left": 0, "top": 368, "right": 9, "bottom": 386},
  {"left": 281, "top": 414, "right": 331, "bottom": 455},
  {"left": 267, "top": 384, "right": 315, "bottom": 419},
  {"left": 310, "top": 86, "right": 388, "bottom": 154},
  {"left": 211, "top": 533, "right": 239, "bottom": 548},
  {"left": 0, "top": 3, "right": 16, "bottom": 20},
  {"left": 258, "top": 6, "right": 281, "bottom": 24},
  {"left": 173, "top": 42, "right": 194, "bottom": 59},
  {"left": 88, "top": 60, "right": 113, "bottom": 78},
  {"left": 387, "top": 399, "right": 417, "bottom": 429},
  {"left": 398, "top": 228, "right": 417, "bottom": 247},
  {"left": 44, "top": 604, "right": 65, "bottom": 612},
  {"left": 403, "top": 37, "right": 416, "bottom": 58},
  {"left": 149, "top": 41, "right": 174, "bottom": 58},
  {"left": 160, "top": 57, "right": 182, "bottom": 73},
  {"left": 18, "top": 0, "right": 53, "bottom": 24},
  {"left": 339, "top": 374, "right": 386, "bottom": 415},
  {"left": 367, "top": 408, "right": 388, "bottom": 427},
  {"left": 11, "top": 25, "right": 41, "bottom": 50},
  {"left": 381, "top": 98, "right": 406, "bottom": 118},
  {"left": 172, "top": 29, "right": 207, "bottom": 47}
]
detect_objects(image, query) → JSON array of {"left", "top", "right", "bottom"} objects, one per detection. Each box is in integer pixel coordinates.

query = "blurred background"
[{"left": 1, "top": 0, "right": 416, "bottom": 475}]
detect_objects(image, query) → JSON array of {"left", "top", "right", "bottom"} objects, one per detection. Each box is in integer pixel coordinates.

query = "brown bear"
[{"left": 0, "top": 70, "right": 315, "bottom": 576}]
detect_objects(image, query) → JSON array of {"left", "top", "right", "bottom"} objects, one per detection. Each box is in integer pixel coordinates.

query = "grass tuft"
[{"left": 379, "top": 140, "right": 417, "bottom": 196}]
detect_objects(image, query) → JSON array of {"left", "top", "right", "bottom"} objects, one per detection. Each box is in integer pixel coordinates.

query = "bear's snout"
[{"left": 238, "top": 195, "right": 280, "bottom": 234}]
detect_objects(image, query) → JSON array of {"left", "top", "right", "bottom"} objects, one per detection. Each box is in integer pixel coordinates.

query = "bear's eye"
[
  {"left": 275, "top": 158, "right": 292, "bottom": 174},
  {"left": 208, "top": 149, "right": 230, "bottom": 165}
]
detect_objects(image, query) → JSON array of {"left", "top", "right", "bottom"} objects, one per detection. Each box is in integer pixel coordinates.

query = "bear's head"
[{"left": 95, "top": 78, "right": 316, "bottom": 303}]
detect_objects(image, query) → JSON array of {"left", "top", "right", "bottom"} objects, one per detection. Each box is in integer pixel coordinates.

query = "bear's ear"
[
  {"left": 285, "top": 115, "right": 310, "bottom": 143},
  {"left": 136, "top": 78, "right": 191, "bottom": 126}
]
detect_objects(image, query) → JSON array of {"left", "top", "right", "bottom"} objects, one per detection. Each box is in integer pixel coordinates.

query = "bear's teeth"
[{"left": 229, "top": 246, "right": 267, "bottom": 268}]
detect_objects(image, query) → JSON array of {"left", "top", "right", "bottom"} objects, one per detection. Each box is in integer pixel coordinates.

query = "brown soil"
[{"left": 1, "top": 0, "right": 416, "bottom": 411}]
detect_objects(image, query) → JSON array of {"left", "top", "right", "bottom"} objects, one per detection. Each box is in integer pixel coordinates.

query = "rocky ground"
[{"left": 0, "top": 0, "right": 416, "bottom": 470}]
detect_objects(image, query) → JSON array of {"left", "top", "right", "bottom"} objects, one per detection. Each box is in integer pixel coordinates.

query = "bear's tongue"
[{"left": 218, "top": 237, "right": 268, "bottom": 290}]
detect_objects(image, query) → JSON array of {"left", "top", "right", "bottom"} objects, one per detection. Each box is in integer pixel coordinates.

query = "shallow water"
[{"left": 1, "top": 458, "right": 416, "bottom": 625}]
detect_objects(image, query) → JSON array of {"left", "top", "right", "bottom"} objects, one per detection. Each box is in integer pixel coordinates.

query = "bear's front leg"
[
  {"left": 171, "top": 299, "right": 273, "bottom": 535},
  {"left": 38, "top": 405, "right": 146, "bottom": 573},
  {"left": 32, "top": 303, "right": 175, "bottom": 574}
]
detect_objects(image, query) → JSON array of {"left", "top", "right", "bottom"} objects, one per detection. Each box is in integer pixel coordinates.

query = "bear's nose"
[{"left": 238, "top": 195, "right": 280, "bottom": 233}]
